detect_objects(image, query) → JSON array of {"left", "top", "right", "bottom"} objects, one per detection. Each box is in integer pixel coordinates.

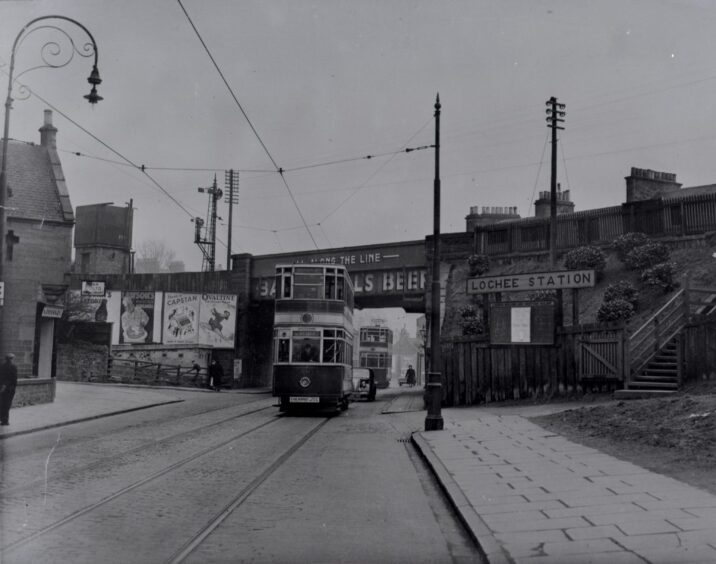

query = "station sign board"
[
  {"left": 467, "top": 269, "right": 595, "bottom": 294},
  {"left": 489, "top": 301, "right": 555, "bottom": 345}
]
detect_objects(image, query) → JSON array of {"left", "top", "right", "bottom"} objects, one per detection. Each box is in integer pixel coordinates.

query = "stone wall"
[
  {"left": 14, "top": 378, "right": 56, "bottom": 407},
  {"left": 2, "top": 220, "right": 72, "bottom": 376},
  {"left": 56, "top": 341, "right": 109, "bottom": 381}
]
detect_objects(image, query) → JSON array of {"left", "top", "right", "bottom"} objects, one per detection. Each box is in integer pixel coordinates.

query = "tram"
[
  {"left": 272, "top": 264, "right": 355, "bottom": 412},
  {"left": 358, "top": 325, "right": 393, "bottom": 389}
]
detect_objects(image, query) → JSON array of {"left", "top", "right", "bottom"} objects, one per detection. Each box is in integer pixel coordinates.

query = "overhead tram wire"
[
  {"left": 177, "top": 0, "right": 319, "bottom": 250},
  {"left": 560, "top": 137, "right": 572, "bottom": 194},
  {"left": 26, "top": 87, "right": 196, "bottom": 220},
  {"left": 318, "top": 116, "right": 434, "bottom": 225},
  {"left": 528, "top": 131, "right": 550, "bottom": 211}
]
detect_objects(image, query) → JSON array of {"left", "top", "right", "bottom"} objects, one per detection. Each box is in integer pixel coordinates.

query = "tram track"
[
  {"left": 1, "top": 412, "right": 294, "bottom": 557},
  {"left": 0, "top": 399, "right": 276, "bottom": 498},
  {"left": 167, "top": 416, "right": 330, "bottom": 564}
]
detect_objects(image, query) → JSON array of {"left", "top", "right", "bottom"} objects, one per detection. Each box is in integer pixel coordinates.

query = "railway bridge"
[{"left": 68, "top": 234, "right": 473, "bottom": 387}]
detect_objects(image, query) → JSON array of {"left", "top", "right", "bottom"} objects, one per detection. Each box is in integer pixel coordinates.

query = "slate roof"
[{"left": 0, "top": 140, "right": 74, "bottom": 223}]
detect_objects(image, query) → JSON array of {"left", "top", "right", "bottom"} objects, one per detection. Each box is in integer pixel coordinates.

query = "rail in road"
[
  {"left": 0, "top": 399, "right": 275, "bottom": 498},
  {"left": 1, "top": 408, "right": 331, "bottom": 563}
]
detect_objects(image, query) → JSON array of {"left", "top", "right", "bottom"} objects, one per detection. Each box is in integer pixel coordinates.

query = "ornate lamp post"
[{"left": 0, "top": 15, "right": 102, "bottom": 285}]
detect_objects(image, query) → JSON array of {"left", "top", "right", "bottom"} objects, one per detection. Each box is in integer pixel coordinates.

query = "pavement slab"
[{"left": 413, "top": 410, "right": 716, "bottom": 564}]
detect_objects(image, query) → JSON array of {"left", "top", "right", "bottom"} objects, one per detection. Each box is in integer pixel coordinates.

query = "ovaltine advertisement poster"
[
  {"left": 163, "top": 293, "right": 200, "bottom": 345},
  {"left": 198, "top": 293, "right": 237, "bottom": 348},
  {"left": 120, "top": 291, "right": 160, "bottom": 344}
]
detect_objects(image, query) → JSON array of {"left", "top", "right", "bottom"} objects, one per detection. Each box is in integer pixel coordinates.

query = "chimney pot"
[{"left": 39, "top": 109, "right": 58, "bottom": 148}]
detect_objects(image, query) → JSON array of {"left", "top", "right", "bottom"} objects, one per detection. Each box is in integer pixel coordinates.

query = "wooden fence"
[
  {"left": 474, "top": 192, "right": 716, "bottom": 257},
  {"left": 682, "top": 318, "right": 716, "bottom": 382},
  {"left": 108, "top": 357, "right": 208, "bottom": 387},
  {"left": 440, "top": 324, "right": 626, "bottom": 406}
]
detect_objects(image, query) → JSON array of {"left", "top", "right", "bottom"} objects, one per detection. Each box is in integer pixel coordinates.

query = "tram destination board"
[{"left": 489, "top": 301, "right": 554, "bottom": 345}]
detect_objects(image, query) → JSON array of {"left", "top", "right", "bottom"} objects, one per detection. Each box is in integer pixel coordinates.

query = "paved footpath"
[
  {"left": 0, "top": 382, "right": 188, "bottom": 439},
  {"left": 414, "top": 410, "right": 716, "bottom": 564},
  {"left": 0, "top": 382, "right": 273, "bottom": 440}
]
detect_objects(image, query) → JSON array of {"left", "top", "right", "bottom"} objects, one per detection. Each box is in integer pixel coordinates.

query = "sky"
[{"left": 4, "top": 0, "right": 716, "bottom": 283}]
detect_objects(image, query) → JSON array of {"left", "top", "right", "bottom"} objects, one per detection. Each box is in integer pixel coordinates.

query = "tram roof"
[{"left": 275, "top": 263, "right": 350, "bottom": 271}]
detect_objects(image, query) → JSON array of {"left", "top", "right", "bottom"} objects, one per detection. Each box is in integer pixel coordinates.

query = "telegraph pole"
[
  {"left": 545, "top": 97, "right": 565, "bottom": 266},
  {"left": 425, "top": 93, "right": 444, "bottom": 432},
  {"left": 224, "top": 169, "right": 239, "bottom": 270}
]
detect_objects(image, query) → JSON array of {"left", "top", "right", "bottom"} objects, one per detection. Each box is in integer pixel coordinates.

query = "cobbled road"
[{"left": 0, "top": 388, "right": 482, "bottom": 564}]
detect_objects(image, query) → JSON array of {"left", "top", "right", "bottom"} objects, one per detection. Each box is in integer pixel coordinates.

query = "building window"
[{"left": 81, "top": 252, "right": 91, "bottom": 273}]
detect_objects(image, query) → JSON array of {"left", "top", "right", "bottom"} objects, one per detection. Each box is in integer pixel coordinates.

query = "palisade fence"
[
  {"left": 439, "top": 324, "right": 627, "bottom": 407},
  {"left": 474, "top": 192, "right": 716, "bottom": 256},
  {"left": 682, "top": 318, "right": 716, "bottom": 382}
]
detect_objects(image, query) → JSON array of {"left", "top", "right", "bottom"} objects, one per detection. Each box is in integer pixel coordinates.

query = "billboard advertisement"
[
  {"left": 120, "top": 291, "right": 161, "bottom": 344},
  {"left": 198, "top": 293, "right": 237, "bottom": 348},
  {"left": 163, "top": 293, "right": 200, "bottom": 345}
]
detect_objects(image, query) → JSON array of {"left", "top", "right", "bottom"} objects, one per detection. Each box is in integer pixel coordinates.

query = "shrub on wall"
[
  {"left": 612, "top": 232, "right": 650, "bottom": 261},
  {"left": 641, "top": 262, "right": 678, "bottom": 293},
  {"left": 603, "top": 280, "right": 639, "bottom": 309},
  {"left": 458, "top": 304, "right": 486, "bottom": 336},
  {"left": 597, "top": 298, "right": 635, "bottom": 323},
  {"left": 527, "top": 289, "right": 558, "bottom": 302},
  {"left": 624, "top": 242, "right": 670, "bottom": 271},
  {"left": 563, "top": 246, "right": 606, "bottom": 274},
  {"left": 467, "top": 254, "right": 490, "bottom": 276}
]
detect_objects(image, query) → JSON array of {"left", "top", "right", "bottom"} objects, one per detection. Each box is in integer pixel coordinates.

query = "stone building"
[{"left": 1, "top": 110, "right": 74, "bottom": 378}]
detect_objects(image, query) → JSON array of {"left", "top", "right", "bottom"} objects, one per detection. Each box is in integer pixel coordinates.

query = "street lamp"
[
  {"left": 0, "top": 15, "right": 102, "bottom": 284},
  {"left": 425, "top": 94, "right": 444, "bottom": 432}
]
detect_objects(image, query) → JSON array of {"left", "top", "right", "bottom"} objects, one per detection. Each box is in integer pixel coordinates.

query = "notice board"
[{"left": 489, "top": 301, "right": 554, "bottom": 345}]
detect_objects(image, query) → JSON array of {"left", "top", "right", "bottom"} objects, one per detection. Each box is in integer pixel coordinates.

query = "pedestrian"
[
  {"left": 191, "top": 361, "right": 201, "bottom": 386},
  {"left": 208, "top": 358, "right": 224, "bottom": 392},
  {"left": 0, "top": 353, "right": 18, "bottom": 426},
  {"left": 405, "top": 364, "right": 416, "bottom": 387}
]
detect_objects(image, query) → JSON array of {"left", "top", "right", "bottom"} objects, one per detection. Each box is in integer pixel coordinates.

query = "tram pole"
[{"left": 425, "top": 94, "right": 444, "bottom": 432}]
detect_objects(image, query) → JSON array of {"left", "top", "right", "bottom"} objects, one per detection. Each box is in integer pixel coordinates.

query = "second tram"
[
  {"left": 358, "top": 325, "right": 393, "bottom": 389},
  {"left": 272, "top": 264, "right": 354, "bottom": 412}
]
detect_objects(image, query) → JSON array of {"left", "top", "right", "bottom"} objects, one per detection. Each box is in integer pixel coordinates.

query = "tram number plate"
[{"left": 290, "top": 396, "right": 319, "bottom": 403}]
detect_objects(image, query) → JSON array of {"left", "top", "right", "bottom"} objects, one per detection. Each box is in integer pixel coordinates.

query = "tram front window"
[
  {"left": 294, "top": 269, "right": 324, "bottom": 299},
  {"left": 277, "top": 338, "right": 290, "bottom": 362},
  {"left": 294, "top": 338, "right": 320, "bottom": 362}
]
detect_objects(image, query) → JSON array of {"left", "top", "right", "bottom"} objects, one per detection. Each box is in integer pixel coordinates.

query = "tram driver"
[{"left": 299, "top": 342, "right": 319, "bottom": 362}]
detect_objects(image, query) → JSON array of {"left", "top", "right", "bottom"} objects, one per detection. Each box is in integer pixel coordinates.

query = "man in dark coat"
[
  {"left": 208, "top": 358, "right": 224, "bottom": 392},
  {"left": 0, "top": 353, "right": 18, "bottom": 425},
  {"left": 405, "top": 364, "right": 416, "bottom": 387}
]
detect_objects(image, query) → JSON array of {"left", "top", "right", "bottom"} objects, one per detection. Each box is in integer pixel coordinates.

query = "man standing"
[
  {"left": 0, "top": 353, "right": 18, "bottom": 425},
  {"left": 208, "top": 358, "right": 224, "bottom": 392},
  {"left": 405, "top": 364, "right": 416, "bottom": 387}
]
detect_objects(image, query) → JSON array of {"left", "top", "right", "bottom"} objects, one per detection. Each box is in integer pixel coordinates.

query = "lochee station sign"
[{"left": 466, "top": 269, "right": 595, "bottom": 294}]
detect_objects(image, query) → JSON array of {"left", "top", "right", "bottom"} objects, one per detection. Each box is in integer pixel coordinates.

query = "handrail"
[{"left": 629, "top": 289, "right": 684, "bottom": 343}]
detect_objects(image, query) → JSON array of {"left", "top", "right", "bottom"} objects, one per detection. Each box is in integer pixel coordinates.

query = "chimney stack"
[
  {"left": 625, "top": 167, "right": 681, "bottom": 202},
  {"left": 39, "top": 109, "right": 57, "bottom": 148}
]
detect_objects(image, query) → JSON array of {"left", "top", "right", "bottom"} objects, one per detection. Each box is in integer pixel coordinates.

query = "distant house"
[{"left": 1, "top": 110, "right": 74, "bottom": 377}]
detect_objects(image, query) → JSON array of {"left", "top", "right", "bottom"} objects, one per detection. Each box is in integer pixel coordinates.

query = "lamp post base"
[
  {"left": 424, "top": 371, "right": 444, "bottom": 431},
  {"left": 424, "top": 414, "right": 444, "bottom": 431}
]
